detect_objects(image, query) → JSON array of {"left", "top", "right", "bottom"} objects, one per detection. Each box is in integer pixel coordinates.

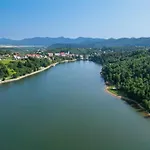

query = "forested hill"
[
  {"left": 1, "top": 37, "right": 150, "bottom": 47},
  {"left": 90, "top": 50, "right": 150, "bottom": 112}
]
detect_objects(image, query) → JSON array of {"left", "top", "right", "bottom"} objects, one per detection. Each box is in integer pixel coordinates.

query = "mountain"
[
  {"left": 0, "top": 37, "right": 104, "bottom": 46},
  {"left": 0, "top": 37, "right": 150, "bottom": 47},
  {"left": 0, "top": 38, "right": 16, "bottom": 45}
]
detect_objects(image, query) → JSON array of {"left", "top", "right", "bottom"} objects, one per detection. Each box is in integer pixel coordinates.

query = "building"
[
  {"left": 60, "top": 52, "right": 66, "bottom": 57},
  {"left": 80, "top": 55, "right": 84, "bottom": 60},
  {"left": 26, "top": 54, "right": 41, "bottom": 58},
  {"left": 55, "top": 53, "right": 60, "bottom": 56},
  {"left": 24, "top": 56, "right": 28, "bottom": 59},
  {"left": 48, "top": 53, "right": 53, "bottom": 57},
  {"left": 69, "top": 54, "right": 75, "bottom": 57},
  {"left": 14, "top": 55, "right": 21, "bottom": 60}
]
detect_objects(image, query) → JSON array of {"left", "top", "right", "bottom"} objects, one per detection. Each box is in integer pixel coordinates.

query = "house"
[
  {"left": 69, "top": 54, "right": 75, "bottom": 57},
  {"left": 26, "top": 54, "right": 41, "bottom": 58},
  {"left": 5, "top": 54, "right": 11, "bottom": 57},
  {"left": 55, "top": 53, "right": 60, "bottom": 56},
  {"left": 14, "top": 55, "right": 21, "bottom": 60},
  {"left": 69, "top": 54, "right": 73, "bottom": 57},
  {"left": 80, "top": 55, "right": 84, "bottom": 60},
  {"left": 35, "top": 54, "right": 41, "bottom": 58},
  {"left": 60, "top": 52, "right": 66, "bottom": 57},
  {"left": 26, "top": 54, "right": 32, "bottom": 58},
  {"left": 48, "top": 53, "right": 53, "bottom": 57},
  {"left": 24, "top": 56, "right": 28, "bottom": 59}
]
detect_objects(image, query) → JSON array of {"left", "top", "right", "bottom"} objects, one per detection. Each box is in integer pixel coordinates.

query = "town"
[
  {"left": 0, "top": 50, "right": 90, "bottom": 61},
  {"left": 0, "top": 48, "right": 93, "bottom": 82}
]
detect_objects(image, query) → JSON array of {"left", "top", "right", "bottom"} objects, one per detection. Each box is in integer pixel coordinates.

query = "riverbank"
[
  {"left": 0, "top": 59, "right": 76, "bottom": 85},
  {"left": 105, "top": 85, "right": 150, "bottom": 117}
]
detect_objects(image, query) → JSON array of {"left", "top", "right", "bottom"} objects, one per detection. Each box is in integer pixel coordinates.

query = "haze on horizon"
[{"left": 1, "top": 0, "right": 150, "bottom": 39}]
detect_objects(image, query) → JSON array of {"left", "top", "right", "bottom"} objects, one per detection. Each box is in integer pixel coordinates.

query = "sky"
[{"left": 0, "top": 0, "right": 150, "bottom": 39}]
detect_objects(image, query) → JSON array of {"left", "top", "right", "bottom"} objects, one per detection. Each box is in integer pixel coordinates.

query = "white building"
[
  {"left": 80, "top": 55, "right": 84, "bottom": 60},
  {"left": 48, "top": 53, "right": 53, "bottom": 57},
  {"left": 55, "top": 53, "right": 60, "bottom": 56},
  {"left": 14, "top": 55, "right": 21, "bottom": 60}
]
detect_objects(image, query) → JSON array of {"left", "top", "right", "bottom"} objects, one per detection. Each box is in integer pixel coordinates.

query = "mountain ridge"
[{"left": 0, "top": 37, "right": 150, "bottom": 47}]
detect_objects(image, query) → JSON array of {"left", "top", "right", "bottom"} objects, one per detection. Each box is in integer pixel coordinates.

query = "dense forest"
[
  {"left": 90, "top": 50, "right": 150, "bottom": 111},
  {"left": 0, "top": 57, "right": 51, "bottom": 80}
]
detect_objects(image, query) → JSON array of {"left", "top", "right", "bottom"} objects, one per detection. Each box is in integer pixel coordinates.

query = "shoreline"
[
  {"left": 105, "top": 85, "right": 150, "bottom": 117},
  {"left": 0, "top": 59, "right": 76, "bottom": 85}
]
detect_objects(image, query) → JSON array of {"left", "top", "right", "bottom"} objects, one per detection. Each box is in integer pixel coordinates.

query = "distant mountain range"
[{"left": 0, "top": 37, "right": 150, "bottom": 48}]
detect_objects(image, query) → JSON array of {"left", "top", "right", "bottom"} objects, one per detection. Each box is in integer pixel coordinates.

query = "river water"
[{"left": 0, "top": 61, "right": 150, "bottom": 150}]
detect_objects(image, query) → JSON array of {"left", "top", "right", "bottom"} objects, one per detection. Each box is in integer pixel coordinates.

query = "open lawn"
[
  {"left": 0, "top": 59, "right": 14, "bottom": 65},
  {"left": 107, "top": 86, "right": 127, "bottom": 97}
]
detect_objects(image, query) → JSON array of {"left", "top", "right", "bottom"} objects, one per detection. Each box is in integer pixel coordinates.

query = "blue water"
[{"left": 0, "top": 61, "right": 150, "bottom": 150}]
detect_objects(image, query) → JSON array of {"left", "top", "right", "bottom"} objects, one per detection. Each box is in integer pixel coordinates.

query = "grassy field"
[
  {"left": 107, "top": 86, "right": 127, "bottom": 97},
  {"left": 0, "top": 59, "right": 16, "bottom": 79},
  {"left": 0, "top": 59, "right": 14, "bottom": 65}
]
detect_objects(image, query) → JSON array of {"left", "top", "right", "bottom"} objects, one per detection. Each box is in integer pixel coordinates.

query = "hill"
[{"left": 0, "top": 37, "right": 150, "bottom": 47}]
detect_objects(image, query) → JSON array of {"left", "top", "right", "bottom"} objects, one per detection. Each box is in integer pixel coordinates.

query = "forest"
[
  {"left": 46, "top": 47, "right": 99, "bottom": 55},
  {"left": 0, "top": 57, "right": 51, "bottom": 80},
  {"left": 90, "top": 49, "right": 150, "bottom": 111}
]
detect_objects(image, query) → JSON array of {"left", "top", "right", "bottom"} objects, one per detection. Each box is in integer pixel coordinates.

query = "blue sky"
[{"left": 1, "top": 0, "right": 150, "bottom": 39}]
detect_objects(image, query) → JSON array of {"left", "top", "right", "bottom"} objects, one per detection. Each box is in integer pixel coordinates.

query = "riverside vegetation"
[
  {"left": 0, "top": 46, "right": 94, "bottom": 82},
  {"left": 0, "top": 57, "right": 51, "bottom": 80},
  {"left": 90, "top": 49, "right": 150, "bottom": 112},
  {"left": 0, "top": 54, "right": 74, "bottom": 82}
]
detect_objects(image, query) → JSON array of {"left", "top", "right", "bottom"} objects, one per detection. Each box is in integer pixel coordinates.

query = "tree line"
[
  {"left": 90, "top": 50, "right": 150, "bottom": 111},
  {"left": 0, "top": 57, "right": 51, "bottom": 80}
]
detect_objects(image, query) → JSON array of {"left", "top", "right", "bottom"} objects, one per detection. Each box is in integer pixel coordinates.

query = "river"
[{"left": 0, "top": 61, "right": 150, "bottom": 150}]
